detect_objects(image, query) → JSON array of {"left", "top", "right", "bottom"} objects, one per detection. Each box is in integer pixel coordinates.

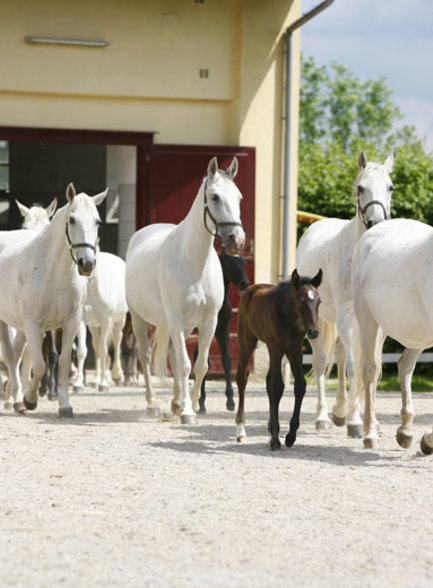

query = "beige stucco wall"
[{"left": 0, "top": 0, "right": 301, "bottom": 283}]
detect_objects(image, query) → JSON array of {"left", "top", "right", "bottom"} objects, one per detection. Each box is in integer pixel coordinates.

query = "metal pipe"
[{"left": 281, "top": 0, "right": 334, "bottom": 278}]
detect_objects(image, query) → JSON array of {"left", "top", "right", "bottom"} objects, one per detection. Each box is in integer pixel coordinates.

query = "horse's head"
[
  {"left": 16, "top": 197, "right": 58, "bottom": 231},
  {"left": 355, "top": 151, "right": 394, "bottom": 229},
  {"left": 65, "top": 183, "right": 108, "bottom": 276},
  {"left": 203, "top": 157, "right": 246, "bottom": 254},
  {"left": 219, "top": 251, "right": 250, "bottom": 291},
  {"left": 291, "top": 268, "right": 322, "bottom": 339}
]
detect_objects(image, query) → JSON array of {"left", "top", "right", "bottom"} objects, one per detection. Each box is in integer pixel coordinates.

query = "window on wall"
[{"left": 0, "top": 141, "right": 10, "bottom": 226}]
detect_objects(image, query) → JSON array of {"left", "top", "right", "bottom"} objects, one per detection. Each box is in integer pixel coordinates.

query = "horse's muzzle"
[
  {"left": 77, "top": 257, "right": 95, "bottom": 276},
  {"left": 307, "top": 328, "right": 319, "bottom": 340},
  {"left": 223, "top": 230, "right": 245, "bottom": 255}
]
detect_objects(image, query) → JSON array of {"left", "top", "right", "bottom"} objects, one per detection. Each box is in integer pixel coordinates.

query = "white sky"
[{"left": 300, "top": 0, "right": 433, "bottom": 151}]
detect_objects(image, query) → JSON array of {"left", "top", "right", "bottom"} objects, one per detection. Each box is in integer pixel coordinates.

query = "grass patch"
[{"left": 308, "top": 373, "right": 433, "bottom": 392}]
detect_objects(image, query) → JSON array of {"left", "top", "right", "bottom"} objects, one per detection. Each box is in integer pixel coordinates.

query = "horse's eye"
[
  {"left": 389, "top": 184, "right": 394, "bottom": 192},
  {"left": 211, "top": 193, "right": 220, "bottom": 202},
  {"left": 358, "top": 185, "right": 365, "bottom": 194},
  {"left": 96, "top": 219, "right": 103, "bottom": 227},
  {"left": 69, "top": 216, "right": 76, "bottom": 225}
]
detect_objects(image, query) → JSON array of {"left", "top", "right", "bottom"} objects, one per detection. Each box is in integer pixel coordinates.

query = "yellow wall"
[{"left": 0, "top": 0, "right": 301, "bottom": 283}]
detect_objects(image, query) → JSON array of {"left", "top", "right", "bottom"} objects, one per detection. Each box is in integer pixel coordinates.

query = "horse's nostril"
[{"left": 308, "top": 329, "right": 319, "bottom": 340}]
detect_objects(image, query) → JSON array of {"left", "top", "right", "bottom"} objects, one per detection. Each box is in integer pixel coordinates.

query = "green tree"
[{"left": 298, "top": 55, "right": 433, "bottom": 226}]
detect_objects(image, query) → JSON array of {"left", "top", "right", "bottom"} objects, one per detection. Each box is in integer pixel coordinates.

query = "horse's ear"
[
  {"left": 46, "top": 197, "right": 58, "bottom": 219},
  {"left": 66, "top": 183, "right": 76, "bottom": 203},
  {"left": 207, "top": 156, "right": 218, "bottom": 178},
  {"left": 226, "top": 157, "right": 238, "bottom": 179},
  {"left": 358, "top": 151, "right": 368, "bottom": 170},
  {"left": 291, "top": 268, "right": 300, "bottom": 288},
  {"left": 384, "top": 152, "right": 394, "bottom": 173},
  {"left": 15, "top": 199, "right": 30, "bottom": 218},
  {"left": 93, "top": 188, "right": 109, "bottom": 207},
  {"left": 312, "top": 268, "right": 323, "bottom": 288}
]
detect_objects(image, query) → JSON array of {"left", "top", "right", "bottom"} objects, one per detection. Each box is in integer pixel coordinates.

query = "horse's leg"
[
  {"left": 0, "top": 322, "right": 24, "bottom": 413},
  {"left": 396, "top": 347, "right": 421, "bottom": 449},
  {"left": 194, "top": 343, "right": 207, "bottom": 414},
  {"left": 334, "top": 310, "right": 363, "bottom": 438},
  {"left": 357, "top": 312, "right": 383, "bottom": 449},
  {"left": 130, "top": 311, "right": 159, "bottom": 415},
  {"left": 21, "top": 325, "right": 46, "bottom": 412},
  {"left": 310, "top": 319, "right": 332, "bottom": 431},
  {"left": 266, "top": 348, "right": 284, "bottom": 450},
  {"left": 330, "top": 336, "right": 347, "bottom": 425},
  {"left": 215, "top": 320, "right": 235, "bottom": 412},
  {"left": 111, "top": 317, "right": 125, "bottom": 385},
  {"left": 73, "top": 320, "right": 87, "bottom": 393},
  {"left": 89, "top": 325, "right": 101, "bottom": 387},
  {"left": 285, "top": 347, "right": 307, "bottom": 448},
  {"left": 169, "top": 324, "right": 195, "bottom": 424},
  {"left": 94, "top": 321, "right": 110, "bottom": 392},
  {"left": 235, "top": 334, "right": 257, "bottom": 442},
  {"left": 168, "top": 340, "right": 182, "bottom": 415},
  {"left": 191, "top": 318, "right": 218, "bottom": 416},
  {"left": 3, "top": 330, "right": 26, "bottom": 409},
  {"left": 55, "top": 320, "right": 81, "bottom": 418},
  {"left": 48, "top": 331, "right": 60, "bottom": 400}
]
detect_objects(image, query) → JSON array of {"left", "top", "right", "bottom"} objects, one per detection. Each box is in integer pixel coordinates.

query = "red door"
[{"left": 141, "top": 144, "right": 255, "bottom": 375}]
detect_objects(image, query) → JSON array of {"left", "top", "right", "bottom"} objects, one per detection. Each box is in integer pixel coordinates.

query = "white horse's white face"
[
  {"left": 204, "top": 156, "right": 245, "bottom": 254},
  {"left": 355, "top": 151, "right": 394, "bottom": 229},
  {"left": 65, "top": 183, "right": 108, "bottom": 276},
  {"left": 16, "top": 197, "right": 58, "bottom": 231}
]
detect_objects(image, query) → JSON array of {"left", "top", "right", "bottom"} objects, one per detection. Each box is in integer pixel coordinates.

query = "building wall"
[{"left": 0, "top": 0, "right": 301, "bottom": 283}]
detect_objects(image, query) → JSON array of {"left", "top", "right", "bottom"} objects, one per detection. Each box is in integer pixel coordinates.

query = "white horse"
[
  {"left": 352, "top": 218, "right": 433, "bottom": 453},
  {"left": 0, "top": 183, "right": 107, "bottom": 417},
  {"left": 0, "top": 198, "right": 58, "bottom": 253},
  {"left": 296, "top": 151, "right": 394, "bottom": 436},
  {"left": 125, "top": 156, "right": 245, "bottom": 424},
  {"left": 73, "top": 251, "right": 128, "bottom": 392},
  {"left": 0, "top": 198, "right": 58, "bottom": 403}
]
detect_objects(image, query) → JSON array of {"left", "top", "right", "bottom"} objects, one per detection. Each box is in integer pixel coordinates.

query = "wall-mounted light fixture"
[{"left": 24, "top": 36, "right": 109, "bottom": 48}]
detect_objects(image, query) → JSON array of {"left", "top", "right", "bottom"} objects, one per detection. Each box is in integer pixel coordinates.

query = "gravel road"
[{"left": 1, "top": 378, "right": 433, "bottom": 587}]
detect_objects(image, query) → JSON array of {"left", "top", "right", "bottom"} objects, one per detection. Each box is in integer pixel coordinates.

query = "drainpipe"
[{"left": 281, "top": 0, "right": 334, "bottom": 278}]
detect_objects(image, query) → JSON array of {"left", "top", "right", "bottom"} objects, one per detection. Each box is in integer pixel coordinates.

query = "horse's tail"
[
  {"left": 152, "top": 327, "right": 171, "bottom": 383},
  {"left": 308, "top": 319, "right": 337, "bottom": 379},
  {"left": 322, "top": 320, "right": 338, "bottom": 378}
]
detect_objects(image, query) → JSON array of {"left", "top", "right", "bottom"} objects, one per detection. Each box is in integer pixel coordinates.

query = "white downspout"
[{"left": 281, "top": 0, "right": 334, "bottom": 278}]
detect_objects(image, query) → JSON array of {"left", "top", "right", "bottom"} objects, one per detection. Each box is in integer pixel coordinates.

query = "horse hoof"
[
  {"left": 331, "top": 414, "right": 346, "bottom": 427},
  {"left": 269, "top": 440, "right": 281, "bottom": 450},
  {"left": 226, "top": 399, "right": 235, "bottom": 412},
  {"left": 13, "top": 402, "right": 26, "bottom": 414},
  {"left": 285, "top": 433, "right": 297, "bottom": 448},
  {"left": 73, "top": 385, "right": 84, "bottom": 394},
  {"left": 315, "top": 420, "right": 330, "bottom": 431},
  {"left": 180, "top": 413, "right": 197, "bottom": 425},
  {"left": 145, "top": 406, "right": 160, "bottom": 418},
  {"left": 4, "top": 401, "right": 13, "bottom": 410},
  {"left": 347, "top": 424, "right": 364, "bottom": 439},
  {"left": 23, "top": 396, "right": 37, "bottom": 411},
  {"left": 98, "top": 384, "right": 109, "bottom": 392},
  {"left": 363, "top": 437, "right": 378, "bottom": 450},
  {"left": 59, "top": 407, "right": 74, "bottom": 418},
  {"left": 236, "top": 435, "right": 246, "bottom": 443},
  {"left": 420, "top": 435, "right": 433, "bottom": 455},
  {"left": 198, "top": 406, "right": 206, "bottom": 415},
  {"left": 396, "top": 431, "right": 413, "bottom": 449}
]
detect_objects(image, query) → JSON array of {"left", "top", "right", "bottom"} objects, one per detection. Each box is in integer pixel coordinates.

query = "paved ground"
[{"left": 1, "top": 377, "right": 433, "bottom": 587}]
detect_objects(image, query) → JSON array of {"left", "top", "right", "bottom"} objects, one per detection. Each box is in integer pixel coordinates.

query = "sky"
[{"left": 300, "top": 0, "right": 433, "bottom": 151}]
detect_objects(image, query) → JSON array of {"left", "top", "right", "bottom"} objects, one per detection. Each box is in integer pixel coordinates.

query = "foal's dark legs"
[
  {"left": 266, "top": 350, "right": 285, "bottom": 450},
  {"left": 285, "top": 349, "right": 307, "bottom": 448}
]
